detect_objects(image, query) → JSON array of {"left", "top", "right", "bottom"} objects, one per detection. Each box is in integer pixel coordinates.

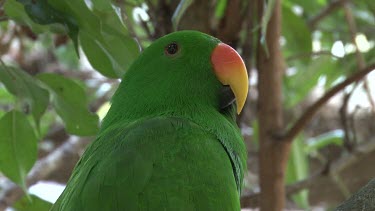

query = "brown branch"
[
  {"left": 0, "top": 136, "right": 92, "bottom": 210},
  {"left": 308, "top": 0, "right": 349, "bottom": 29},
  {"left": 336, "top": 1, "right": 375, "bottom": 156},
  {"left": 283, "top": 63, "right": 375, "bottom": 142},
  {"left": 256, "top": 0, "right": 288, "bottom": 210},
  {"left": 339, "top": 93, "right": 355, "bottom": 151}
]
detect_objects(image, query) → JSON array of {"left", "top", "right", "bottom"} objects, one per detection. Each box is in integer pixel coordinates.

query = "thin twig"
[
  {"left": 339, "top": 92, "right": 355, "bottom": 151},
  {"left": 308, "top": 0, "right": 350, "bottom": 29},
  {"left": 343, "top": 2, "right": 375, "bottom": 114},
  {"left": 331, "top": 173, "right": 351, "bottom": 198},
  {"left": 338, "top": 2, "right": 375, "bottom": 153},
  {"left": 283, "top": 63, "right": 375, "bottom": 142},
  {"left": 139, "top": 18, "right": 153, "bottom": 40},
  {"left": 119, "top": 6, "right": 143, "bottom": 51}
]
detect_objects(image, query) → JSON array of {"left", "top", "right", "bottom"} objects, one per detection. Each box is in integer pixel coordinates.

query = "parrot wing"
[{"left": 51, "top": 116, "right": 240, "bottom": 211}]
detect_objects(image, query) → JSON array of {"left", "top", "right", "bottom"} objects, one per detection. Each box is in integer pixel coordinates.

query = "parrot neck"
[
  {"left": 99, "top": 88, "right": 246, "bottom": 193},
  {"left": 101, "top": 97, "right": 222, "bottom": 132},
  {"left": 100, "top": 95, "right": 246, "bottom": 193}
]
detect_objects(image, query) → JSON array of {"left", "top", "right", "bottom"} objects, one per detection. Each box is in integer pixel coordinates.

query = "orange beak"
[{"left": 211, "top": 43, "right": 249, "bottom": 114}]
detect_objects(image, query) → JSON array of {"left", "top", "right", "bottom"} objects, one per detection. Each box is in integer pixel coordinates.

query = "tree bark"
[
  {"left": 256, "top": 0, "right": 290, "bottom": 210},
  {"left": 335, "top": 178, "right": 375, "bottom": 211}
]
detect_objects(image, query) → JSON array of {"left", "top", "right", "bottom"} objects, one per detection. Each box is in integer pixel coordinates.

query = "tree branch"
[
  {"left": 283, "top": 63, "right": 375, "bottom": 143},
  {"left": 308, "top": 0, "right": 349, "bottom": 29},
  {"left": 343, "top": 2, "right": 375, "bottom": 114},
  {"left": 336, "top": 178, "right": 375, "bottom": 211},
  {"left": 256, "top": 0, "right": 288, "bottom": 210}
]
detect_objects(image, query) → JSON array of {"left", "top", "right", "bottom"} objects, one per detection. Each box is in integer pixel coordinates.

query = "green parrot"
[{"left": 52, "top": 30, "right": 248, "bottom": 211}]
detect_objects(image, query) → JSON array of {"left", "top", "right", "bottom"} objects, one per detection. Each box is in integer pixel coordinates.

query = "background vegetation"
[{"left": 0, "top": 0, "right": 374, "bottom": 210}]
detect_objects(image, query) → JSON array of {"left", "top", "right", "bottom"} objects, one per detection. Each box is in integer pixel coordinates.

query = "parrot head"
[{"left": 103, "top": 30, "right": 248, "bottom": 128}]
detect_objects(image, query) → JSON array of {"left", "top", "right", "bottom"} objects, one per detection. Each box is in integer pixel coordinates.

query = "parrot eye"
[{"left": 165, "top": 42, "right": 179, "bottom": 55}]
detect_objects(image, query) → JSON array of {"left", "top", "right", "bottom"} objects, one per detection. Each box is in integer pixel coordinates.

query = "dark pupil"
[{"left": 166, "top": 43, "right": 178, "bottom": 55}]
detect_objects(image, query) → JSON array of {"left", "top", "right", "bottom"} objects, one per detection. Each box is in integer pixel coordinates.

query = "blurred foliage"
[
  {"left": 13, "top": 194, "right": 52, "bottom": 211},
  {"left": 37, "top": 73, "right": 99, "bottom": 135},
  {"left": 0, "top": 110, "right": 37, "bottom": 191},
  {"left": 286, "top": 135, "right": 309, "bottom": 209},
  {"left": 0, "top": 0, "right": 374, "bottom": 210}
]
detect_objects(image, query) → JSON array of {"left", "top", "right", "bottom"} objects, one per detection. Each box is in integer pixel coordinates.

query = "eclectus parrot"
[{"left": 52, "top": 30, "right": 248, "bottom": 211}]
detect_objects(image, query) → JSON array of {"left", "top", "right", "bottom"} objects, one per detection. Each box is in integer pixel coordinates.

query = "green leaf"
[
  {"left": 13, "top": 194, "right": 52, "bottom": 211},
  {"left": 172, "top": 0, "right": 194, "bottom": 30},
  {"left": 214, "top": 0, "right": 227, "bottom": 19},
  {"left": 283, "top": 0, "right": 323, "bottom": 15},
  {"left": 79, "top": 30, "right": 117, "bottom": 77},
  {"left": 15, "top": 0, "right": 140, "bottom": 78},
  {"left": 362, "top": 0, "right": 375, "bottom": 15},
  {"left": 37, "top": 73, "right": 99, "bottom": 136},
  {"left": 0, "top": 84, "right": 15, "bottom": 104},
  {"left": 286, "top": 135, "right": 309, "bottom": 209},
  {"left": 4, "top": 0, "right": 51, "bottom": 33},
  {"left": 282, "top": 5, "right": 312, "bottom": 58},
  {"left": 49, "top": 0, "right": 139, "bottom": 78},
  {"left": 0, "top": 110, "right": 38, "bottom": 191},
  {"left": 79, "top": 27, "right": 139, "bottom": 78},
  {"left": 0, "top": 65, "right": 49, "bottom": 125},
  {"left": 90, "top": 0, "right": 129, "bottom": 36},
  {"left": 15, "top": 0, "right": 79, "bottom": 45},
  {"left": 305, "top": 129, "right": 344, "bottom": 153}
]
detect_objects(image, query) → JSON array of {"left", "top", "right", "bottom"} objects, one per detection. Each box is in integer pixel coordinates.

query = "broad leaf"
[
  {"left": 13, "top": 194, "right": 52, "bottom": 211},
  {"left": 361, "top": 0, "right": 375, "bottom": 15},
  {"left": 0, "top": 85, "right": 15, "bottom": 105},
  {"left": 15, "top": 0, "right": 140, "bottom": 78},
  {"left": 37, "top": 73, "right": 99, "bottom": 136},
  {"left": 48, "top": 0, "right": 140, "bottom": 78},
  {"left": 90, "top": 0, "right": 129, "bottom": 36},
  {"left": 0, "top": 66, "right": 49, "bottom": 125},
  {"left": 0, "top": 110, "right": 38, "bottom": 191},
  {"left": 79, "top": 30, "right": 117, "bottom": 77},
  {"left": 15, "top": 0, "right": 79, "bottom": 47},
  {"left": 283, "top": 0, "right": 323, "bottom": 16},
  {"left": 4, "top": 0, "right": 52, "bottom": 33},
  {"left": 282, "top": 5, "right": 312, "bottom": 59}
]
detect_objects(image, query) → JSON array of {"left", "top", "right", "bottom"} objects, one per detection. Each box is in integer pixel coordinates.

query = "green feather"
[{"left": 52, "top": 31, "right": 246, "bottom": 211}]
